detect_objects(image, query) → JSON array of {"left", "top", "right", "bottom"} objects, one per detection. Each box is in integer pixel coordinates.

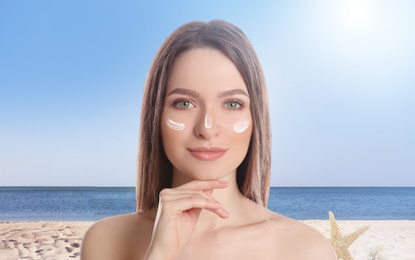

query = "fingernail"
[{"left": 221, "top": 209, "right": 229, "bottom": 217}]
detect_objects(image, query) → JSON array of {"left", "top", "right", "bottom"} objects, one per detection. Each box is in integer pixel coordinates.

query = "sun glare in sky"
[{"left": 339, "top": 1, "right": 374, "bottom": 30}]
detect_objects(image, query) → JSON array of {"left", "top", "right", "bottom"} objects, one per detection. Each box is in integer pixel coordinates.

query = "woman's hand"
[{"left": 144, "top": 180, "right": 229, "bottom": 260}]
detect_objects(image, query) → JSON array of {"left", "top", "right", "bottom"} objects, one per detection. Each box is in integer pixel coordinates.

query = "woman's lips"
[{"left": 187, "top": 147, "right": 228, "bottom": 161}]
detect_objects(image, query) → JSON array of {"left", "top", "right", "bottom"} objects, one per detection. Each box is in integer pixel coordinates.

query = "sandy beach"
[
  {"left": 0, "top": 221, "right": 93, "bottom": 260},
  {"left": 303, "top": 219, "right": 415, "bottom": 259},
  {"left": 1, "top": 220, "right": 414, "bottom": 259}
]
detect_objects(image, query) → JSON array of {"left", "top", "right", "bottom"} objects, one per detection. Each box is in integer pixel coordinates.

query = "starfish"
[{"left": 328, "top": 211, "right": 370, "bottom": 260}]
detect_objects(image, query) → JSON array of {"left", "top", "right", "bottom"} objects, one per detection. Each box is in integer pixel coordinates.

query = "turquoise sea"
[{"left": 0, "top": 187, "right": 414, "bottom": 221}]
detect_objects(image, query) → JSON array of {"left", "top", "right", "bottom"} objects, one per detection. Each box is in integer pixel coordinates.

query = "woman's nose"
[{"left": 193, "top": 112, "right": 219, "bottom": 139}]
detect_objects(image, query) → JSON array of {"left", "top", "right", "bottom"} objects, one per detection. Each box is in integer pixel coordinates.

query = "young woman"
[{"left": 81, "top": 20, "right": 337, "bottom": 260}]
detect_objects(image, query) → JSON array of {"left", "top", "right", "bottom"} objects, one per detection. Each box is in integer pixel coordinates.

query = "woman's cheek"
[
  {"left": 233, "top": 119, "right": 250, "bottom": 134},
  {"left": 230, "top": 117, "right": 252, "bottom": 152},
  {"left": 164, "top": 118, "right": 187, "bottom": 149},
  {"left": 166, "top": 118, "right": 185, "bottom": 131},
  {"left": 161, "top": 117, "right": 185, "bottom": 153}
]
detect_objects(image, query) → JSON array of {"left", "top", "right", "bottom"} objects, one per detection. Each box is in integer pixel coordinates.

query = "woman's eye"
[
  {"left": 175, "top": 100, "right": 194, "bottom": 109},
  {"left": 225, "top": 101, "right": 242, "bottom": 110}
]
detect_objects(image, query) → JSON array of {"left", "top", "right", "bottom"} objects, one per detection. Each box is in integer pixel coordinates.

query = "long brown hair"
[{"left": 137, "top": 19, "right": 271, "bottom": 211}]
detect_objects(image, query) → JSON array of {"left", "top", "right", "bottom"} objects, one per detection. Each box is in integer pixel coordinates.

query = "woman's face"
[{"left": 161, "top": 48, "right": 252, "bottom": 182}]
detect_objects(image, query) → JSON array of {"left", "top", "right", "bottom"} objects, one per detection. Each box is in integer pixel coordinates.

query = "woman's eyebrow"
[
  {"left": 166, "top": 88, "right": 248, "bottom": 98},
  {"left": 166, "top": 88, "right": 199, "bottom": 98},
  {"left": 217, "top": 89, "right": 249, "bottom": 98}
]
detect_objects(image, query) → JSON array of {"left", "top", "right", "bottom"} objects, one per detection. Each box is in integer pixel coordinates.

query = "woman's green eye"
[
  {"left": 176, "top": 100, "right": 193, "bottom": 109},
  {"left": 179, "top": 101, "right": 190, "bottom": 108},
  {"left": 226, "top": 101, "right": 241, "bottom": 110}
]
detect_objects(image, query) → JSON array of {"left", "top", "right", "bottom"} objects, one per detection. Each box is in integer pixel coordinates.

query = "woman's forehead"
[{"left": 166, "top": 48, "right": 248, "bottom": 96}]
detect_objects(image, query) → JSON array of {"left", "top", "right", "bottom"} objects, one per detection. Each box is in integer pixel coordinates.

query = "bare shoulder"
[
  {"left": 266, "top": 210, "right": 337, "bottom": 260},
  {"left": 80, "top": 211, "right": 155, "bottom": 260}
]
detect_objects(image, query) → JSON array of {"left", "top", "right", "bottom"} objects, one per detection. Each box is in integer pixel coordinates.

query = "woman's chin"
[
  {"left": 172, "top": 164, "right": 237, "bottom": 183},
  {"left": 187, "top": 169, "right": 235, "bottom": 181}
]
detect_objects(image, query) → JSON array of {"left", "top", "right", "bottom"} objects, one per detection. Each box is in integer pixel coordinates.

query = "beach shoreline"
[{"left": 1, "top": 220, "right": 414, "bottom": 259}]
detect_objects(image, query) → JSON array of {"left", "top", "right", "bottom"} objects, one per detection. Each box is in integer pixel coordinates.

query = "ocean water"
[
  {"left": 0, "top": 187, "right": 414, "bottom": 221},
  {"left": 267, "top": 187, "right": 415, "bottom": 220}
]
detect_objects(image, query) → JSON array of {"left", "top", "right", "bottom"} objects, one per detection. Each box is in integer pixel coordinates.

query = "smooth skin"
[{"left": 81, "top": 49, "right": 337, "bottom": 260}]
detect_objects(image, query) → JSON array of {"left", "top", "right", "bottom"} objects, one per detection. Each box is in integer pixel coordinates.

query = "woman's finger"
[
  {"left": 160, "top": 193, "right": 220, "bottom": 205},
  {"left": 160, "top": 188, "right": 216, "bottom": 198},
  {"left": 176, "top": 180, "right": 228, "bottom": 191},
  {"left": 160, "top": 195, "right": 229, "bottom": 219}
]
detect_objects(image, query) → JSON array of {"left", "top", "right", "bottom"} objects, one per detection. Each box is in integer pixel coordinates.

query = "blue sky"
[{"left": 1, "top": 0, "right": 414, "bottom": 186}]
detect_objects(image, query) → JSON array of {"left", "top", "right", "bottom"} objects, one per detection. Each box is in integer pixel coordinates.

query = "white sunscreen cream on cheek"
[
  {"left": 205, "top": 114, "right": 212, "bottom": 129},
  {"left": 167, "top": 119, "right": 185, "bottom": 131},
  {"left": 233, "top": 120, "right": 250, "bottom": 134}
]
